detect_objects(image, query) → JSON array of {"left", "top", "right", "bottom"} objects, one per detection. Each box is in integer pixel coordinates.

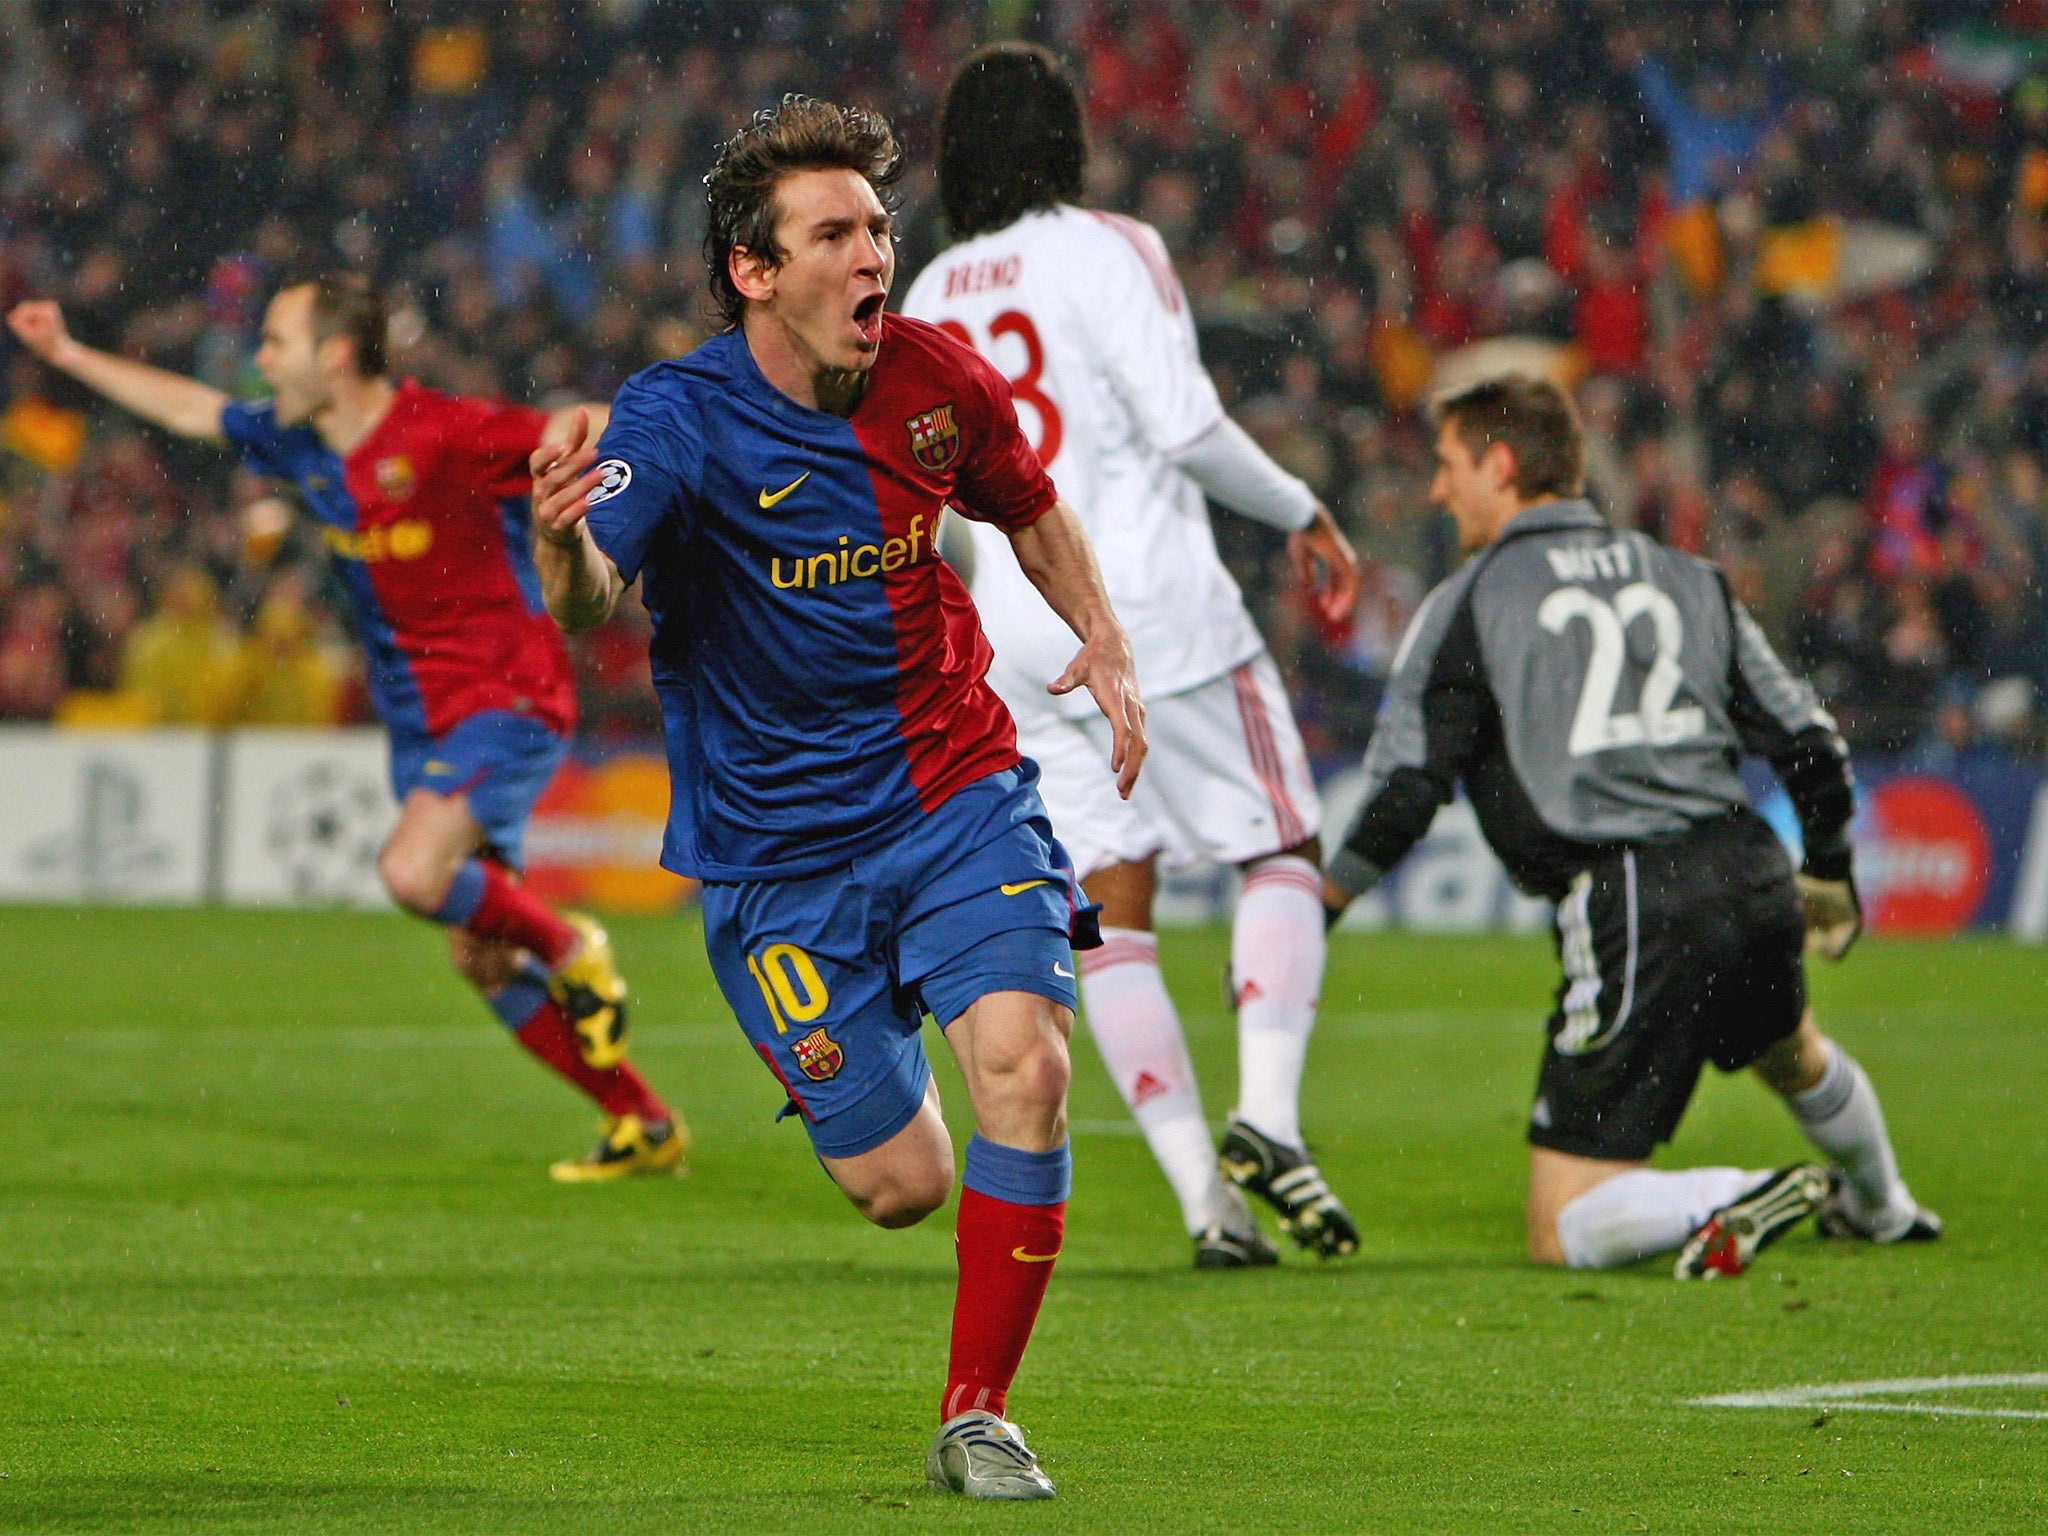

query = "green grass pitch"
[{"left": 2, "top": 907, "right": 2044, "bottom": 1533}]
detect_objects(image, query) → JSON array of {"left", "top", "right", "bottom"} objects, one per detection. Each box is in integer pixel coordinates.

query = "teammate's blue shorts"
[
  {"left": 701, "top": 764, "right": 1094, "bottom": 1160},
  {"left": 387, "top": 710, "right": 568, "bottom": 871}
]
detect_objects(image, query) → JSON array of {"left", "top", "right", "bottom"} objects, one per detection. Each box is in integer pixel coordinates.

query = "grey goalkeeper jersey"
[{"left": 1334, "top": 498, "right": 1854, "bottom": 901}]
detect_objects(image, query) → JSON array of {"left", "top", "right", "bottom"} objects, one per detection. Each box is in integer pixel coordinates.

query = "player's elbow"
[
  {"left": 170, "top": 394, "right": 229, "bottom": 443},
  {"left": 545, "top": 594, "right": 597, "bottom": 635},
  {"left": 543, "top": 584, "right": 613, "bottom": 636}
]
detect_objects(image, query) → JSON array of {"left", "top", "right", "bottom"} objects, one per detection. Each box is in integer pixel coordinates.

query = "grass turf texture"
[{"left": 1, "top": 909, "right": 2043, "bottom": 1534}]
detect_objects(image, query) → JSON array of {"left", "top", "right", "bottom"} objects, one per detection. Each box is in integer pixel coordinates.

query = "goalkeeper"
[{"left": 1325, "top": 375, "right": 1939, "bottom": 1278}]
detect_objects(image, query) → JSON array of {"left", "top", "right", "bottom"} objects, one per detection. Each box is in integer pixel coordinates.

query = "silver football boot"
[{"left": 926, "top": 1410, "right": 1057, "bottom": 1500}]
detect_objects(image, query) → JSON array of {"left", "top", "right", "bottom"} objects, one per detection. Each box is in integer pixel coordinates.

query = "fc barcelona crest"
[
  {"left": 905, "top": 404, "right": 960, "bottom": 472},
  {"left": 792, "top": 1026, "right": 845, "bottom": 1083}
]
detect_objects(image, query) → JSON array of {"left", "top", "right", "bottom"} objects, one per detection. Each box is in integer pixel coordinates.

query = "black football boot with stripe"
[
  {"left": 1814, "top": 1168, "right": 1944, "bottom": 1243},
  {"left": 1193, "top": 1182, "right": 1280, "bottom": 1269},
  {"left": 1217, "top": 1117, "right": 1359, "bottom": 1258},
  {"left": 1673, "top": 1163, "right": 1828, "bottom": 1279}
]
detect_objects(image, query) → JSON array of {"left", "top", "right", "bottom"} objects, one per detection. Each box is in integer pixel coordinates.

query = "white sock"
[
  {"left": 1230, "top": 856, "right": 1326, "bottom": 1150},
  {"left": 1079, "top": 929, "right": 1223, "bottom": 1235},
  {"left": 1554, "top": 1167, "right": 1760, "bottom": 1269},
  {"left": 1788, "top": 1042, "right": 1910, "bottom": 1226}
]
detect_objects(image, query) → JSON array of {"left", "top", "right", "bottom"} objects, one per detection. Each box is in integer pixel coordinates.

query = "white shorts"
[{"left": 1007, "top": 652, "right": 1322, "bottom": 878}]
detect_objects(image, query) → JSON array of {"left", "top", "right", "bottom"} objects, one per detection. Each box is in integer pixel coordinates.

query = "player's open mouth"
[{"left": 853, "top": 292, "right": 884, "bottom": 345}]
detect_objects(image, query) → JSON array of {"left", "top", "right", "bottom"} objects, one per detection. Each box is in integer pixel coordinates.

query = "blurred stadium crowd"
[{"left": 4, "top": 0, "right": 2048, "bottom": 769}]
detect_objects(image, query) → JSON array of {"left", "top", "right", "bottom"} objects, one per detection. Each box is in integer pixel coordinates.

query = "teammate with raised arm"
[
  {"left": 530, "top": 97, "right": 1145, "bottom": 1499},
  {"left": 1325, "top": 374, "right": 1940, "bottom": 1278},
  {"left": 8, "top": 280, "right": 686, "bottom": 1183},
  {"left": 903, "top": 45, "right": 1363, "bottom": 1267}
]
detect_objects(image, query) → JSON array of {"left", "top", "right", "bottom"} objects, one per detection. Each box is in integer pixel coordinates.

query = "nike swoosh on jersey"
[
  {"left": 1053, "top": 962, "right": 1074, "bottom": 979},
  {"left": 1011, "top": 1247, "right": 1061, "bottom": 1263},
  {"left": 999, "top": 880, "right": 1051, "bottom": 896},
  {"left": 758, "top": 471, "right": 810, "bottom": 509}
]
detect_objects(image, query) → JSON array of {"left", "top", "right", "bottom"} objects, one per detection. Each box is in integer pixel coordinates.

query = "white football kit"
[{"left": 903, "top": 205, "right": 1320, "bottom": 875}]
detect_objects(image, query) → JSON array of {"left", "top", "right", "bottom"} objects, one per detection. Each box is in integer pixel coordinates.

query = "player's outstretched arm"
[
  {"left": 1006, "top": 500, "right": 1147, "bottom": 798},
  {"left": 1169, "top": 418, "right": 1361, "bottom": 624},
  {"left": 530, "top": 407, "right": 626, "bottom": 634},
  {"left": 6, "top": 300, "right": 228, "bottom": 442}
]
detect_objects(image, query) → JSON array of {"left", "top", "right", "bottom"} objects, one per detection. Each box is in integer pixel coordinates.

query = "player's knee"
[
  {"left": 1007, "top": 1031, "right": 1071, "bottom": 1109},
  {"left": 1527, "top": 1217, "right": 1567, "bottom": 1267},
  {"left": 857, "top": 1169, "right": 952, "bottom": 1229},
  {"left": 377, "top": 845, "right": 447, "bottom": 915},
  {"left": 1753, "top": 1014, "right": 1829, "bottom": 1096},
  {"left": 1254, "top": 838, "right": 1323, "bottom": 873},
  {"left": 967, "top": 1007, "right": 1072, "bottom": 1110}
]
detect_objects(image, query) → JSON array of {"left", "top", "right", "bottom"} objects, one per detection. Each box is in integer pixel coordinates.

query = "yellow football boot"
[
  {"left": 549, "top": 912, "right": 629, "bottom": 1068},
  {"left": 549, "top": 1113, "right": 690, "bottom": 1183}
]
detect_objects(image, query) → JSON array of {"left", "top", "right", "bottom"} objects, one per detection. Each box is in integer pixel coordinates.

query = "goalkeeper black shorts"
[{"left": 1526, "top": 809, "right": 1808, "bottom": 1163}]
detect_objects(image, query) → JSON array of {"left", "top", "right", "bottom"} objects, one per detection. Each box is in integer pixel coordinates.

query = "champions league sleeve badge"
[{"left": 588, "top": 459, "right": 634, "bottom": 504}]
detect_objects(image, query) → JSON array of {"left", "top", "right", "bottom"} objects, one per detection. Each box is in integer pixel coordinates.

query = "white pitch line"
[
  {"left": 1690, "top": 1373, "right": 2048, "bottom": 1420},
  {"left": 1772, "top": 1403, "right": 2048, "bottom": 1420}
]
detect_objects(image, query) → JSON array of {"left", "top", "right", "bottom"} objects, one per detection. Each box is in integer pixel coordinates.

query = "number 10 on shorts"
[{"left": 746, "top": 943, "right": 831, "bottom": 1034}]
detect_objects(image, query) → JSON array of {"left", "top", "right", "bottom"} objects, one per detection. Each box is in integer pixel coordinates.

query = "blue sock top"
[
  {"left": 963, "top": 1133, "right": 1071, "bottom": 1206},
  {"left": 432, "top": 859, "right": 488, "bottom": 926}
]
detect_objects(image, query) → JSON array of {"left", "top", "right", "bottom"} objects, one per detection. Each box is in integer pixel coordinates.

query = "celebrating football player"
[
  {"left": 531, "top": 96, "right": 1144, "bottom": 1500},
  {"left": 8, "top": 284, "right": 687, "bottom": 1183},
  {"left": 904, "top": 45, "right": 1363, "bottom": 1267}
]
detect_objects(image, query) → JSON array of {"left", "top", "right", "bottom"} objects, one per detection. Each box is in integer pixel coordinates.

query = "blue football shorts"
[
  {"left": 701, "top": 764, "right": 1093, "bottom": 1160},
  {"left": 387, "top": 710, "right": 569, "bottom": 871}
]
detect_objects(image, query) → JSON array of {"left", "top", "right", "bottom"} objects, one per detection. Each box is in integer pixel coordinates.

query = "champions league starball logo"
[
  {"left": 264, "top": 761, "right": 390, "bottom": 902},
  {"left": 587, "top": 459, "right": 633, "bottom": 505}
]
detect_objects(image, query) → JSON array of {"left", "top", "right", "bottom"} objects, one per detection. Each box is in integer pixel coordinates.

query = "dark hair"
[
  {"left": 939, "top": 44, "right": 1086, "bottom": 239},
  {"left": 701, "top": 94, "right": 902, "bottom": 331},
  {"left": 1431, "top": 374, "right": 1586, "bottom": 499},
  {"left": 289, "top": 272, "right": 387, "bottom": 378}
]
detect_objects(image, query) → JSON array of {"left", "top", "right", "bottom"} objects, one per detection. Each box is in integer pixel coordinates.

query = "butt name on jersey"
[{"left": 1545, "top": 541, "right": 1634, "bottom": 584}]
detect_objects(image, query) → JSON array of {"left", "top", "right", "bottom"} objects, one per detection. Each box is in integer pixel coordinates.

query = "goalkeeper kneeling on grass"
[{"left": 1323, "top": 374, "right": 1940, "bottom": 1279}]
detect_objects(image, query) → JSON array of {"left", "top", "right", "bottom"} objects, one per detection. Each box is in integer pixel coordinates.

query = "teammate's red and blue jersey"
[
  {"left": 584, "top": 315, "right": 1058, "bottom": 882},
  {"left": 221, "top": 380, "right": 576, "bottom": 745}
]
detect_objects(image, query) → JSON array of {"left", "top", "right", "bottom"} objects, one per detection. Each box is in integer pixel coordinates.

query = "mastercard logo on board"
[{"left": 1855, "top": 777, "right": 1992, "bottom": 935}]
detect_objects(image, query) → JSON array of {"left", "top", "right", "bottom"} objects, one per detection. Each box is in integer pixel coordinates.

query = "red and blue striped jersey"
[
  {"left": 222, "top": 380, "right": 576, "bottom": 744},
  {"left": 585, "top": 315, "right": 1058, "bottom": 881}
]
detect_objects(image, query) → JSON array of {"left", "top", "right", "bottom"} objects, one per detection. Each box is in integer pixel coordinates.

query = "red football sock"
[
  {"left": 513, "top": 1000, "right": 669, "bottom": 1122},
  {"left": 467, "top": 863, "right": 578, "bottom": 968},
  {"left": 942, "top": 1188, "right": 1065, "bottom": 1422}
]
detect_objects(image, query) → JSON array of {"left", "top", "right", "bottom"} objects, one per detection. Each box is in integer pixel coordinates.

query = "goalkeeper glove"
[{"left": 1796, "top": 872, "right": 1861, "bottom": 961}]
